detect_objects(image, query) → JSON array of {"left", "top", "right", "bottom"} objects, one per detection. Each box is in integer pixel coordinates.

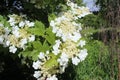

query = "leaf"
[
  {"left": 32, "top": 41, "right": 43, "bottom": 50},
  {"left": 42, "top": 40, "right": 50, "bottom": 52},
  {"left": 48, "top": 13, "right": 56, "bottom": 22},
  {"left": 0, "top": 15, "right": 4, "bottom": 21},
  {"left": 45, "top": 27, "right": 55, "bottom": 45},
  {"left": 19, "top": 50, "right": 39, "bottom": 61},
  {"left": 30, "top": 50, "right": 40, "bottom": 61},
  {"left": 35, "top": 20, "right": 45, "bottom": 28},
  {"left": 43, "top": 54, "right": 59, "bottom": 70},
  {"left": 28, "top": 20, "right": 45, "bottom": 36}
]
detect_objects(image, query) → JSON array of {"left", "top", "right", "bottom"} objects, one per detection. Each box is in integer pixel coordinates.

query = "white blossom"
[
  {"left": 20, "top": 38, "right": 27, "bottom": 48},
  {"left": 50, "top": 20, "right": 55, "bottom": 27},
  {"left": 78, "top": 49, "right": 88, "bottom": 61},
  {"left": 58, "top": 53, "right": 69, "bottom": 66},
  {"left": 28, "top": 35, "right": 35, "bottom": 42},
  {"left": 6, "top": 41, "right": 10, "bottom": 46},
  {"left": 46, "top": 51, "right": 49, "bottom": 54},
  {"left": 0, "top": 23, "right": 3, "bottom": 27},
  {"left": 4, "top": 27, "right": 10, "bottom": 35},
  {"left": 33, "top": 71, "right": 41, "bottom": 79},
  {"left": 69, "top": 32, "right": 81, "bottom": 42},
  {"left": 12, "top": 26, "right": 19, "bottom": 31},
  {"left": 32, "top": 60, "right": 41, "bottom": 69},
  {"left": 72, "top": 57, "right": 80, "bottom": 65},
  {"left": 0, "top": 35, "right": 4, "bottom": 44},
  {"left": 12, "top": 30, "right": 20, "bottom": 38},
  {"left": 9, "top": 45, "right": 17, "bottom": 53},
  {"left": 38, "top": 52, "right": 45, "bottom": 59},
  {"left": 52, "top": 26, "right": 58, "bottom": 33},
  {"left": 46, "top": 75, "right": 58, "bottom": 80},
  {"left": 78, "top": 40, "right": 86, "bottom": 47},
  {"left": 61, "top": 35, "right": 67, "bottom": 42},
  {"left": 8, "top": 17, "right": 16, "bottom": 26},
  {"left": 19, "top": 21, "right": 25, "bottom": 27},
  {"left": 56, "top": 29, "right": 62, "bottom": 37},
  {"left": 25, "top": 20, "right": 34, "bottom": 27},
  {"left": 52, "top": 40, "right": 61, "bottom": 55}
]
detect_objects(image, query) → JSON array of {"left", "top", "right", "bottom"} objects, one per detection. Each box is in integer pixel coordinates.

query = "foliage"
[
  {"left": 20, "top": 20, "right": 56, "bottom": 61},
  {"left": 74, "top": 40, "right": 118, "bottom": 80},
  {"left": 78, "top": 14, "right": 107, "bottom": 29}
]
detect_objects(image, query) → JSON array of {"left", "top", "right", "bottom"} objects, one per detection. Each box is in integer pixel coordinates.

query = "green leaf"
[
  {"left": 35, "top": 20, "right": 45, "bottom": 28},
  {"left": 45, "top": 27, "right": 55, "bottom": 45},
  {"left": 28, "top": 20, "right": 45, "bottom": 36},
  {"left": 0, "top": 15, "right": 4, "bottom": 21},
  {"left": 19, "top": 50, "right": 39, "bottom": 61},
  {"left": 28, "top": 28, "right": 44, "bottom": 36},
  {"left": 48, "top": 13, "right": 56, "bottom": 22},
  {"left": 42, "top": 40, "right": 50, "bottom": 52},
  {"left": 43, "top": 54, "right": 59, "bottom": 70},
  {"left": 32, "top": 41, "right": 43, "bottom": 50},
  {"left": 30, "top": 50, "right": 40, "bottom": 61}
]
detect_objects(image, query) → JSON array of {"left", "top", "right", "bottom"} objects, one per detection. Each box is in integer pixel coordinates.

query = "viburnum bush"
[{"left": 0, "top": 0, "right": 94, "bottom": 80}]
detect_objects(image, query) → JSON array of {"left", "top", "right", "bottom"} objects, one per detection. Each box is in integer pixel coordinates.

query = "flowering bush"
[{"left": 0, "top": 0, "right": 92, "bottom": 80}]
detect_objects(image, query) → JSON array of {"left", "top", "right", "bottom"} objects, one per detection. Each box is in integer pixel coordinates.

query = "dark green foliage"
[
  {"left": 79, "top": 14, "right": 107, "bottom": 29},
  {"left": 74, "top": 0, "right": 84, "bottom": 6},
  {"left": 74, "top": 40, "right": 118, "bottom": 80}
]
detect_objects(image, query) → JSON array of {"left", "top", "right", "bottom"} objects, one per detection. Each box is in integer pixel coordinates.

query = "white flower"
[
  {"left": 69, "top": 32, "right": 81, "bottom": 42},
  {"left": 29, "top": 22, "right": 34, "bottom": 27},
  {"left": 6, "top": 41, "right": 10, "bottom": 46},
  {"left": 19, "top": 21, "right": 25, "bottom": 27},
  {"left": 20, "top": 38, "right": 27, "bottom": 48},
  {"left": 0, "top": 35, "right": 4, "bottom": 44},
  {"left": 46, "top": 75, "right": 58, "bottom": 80},
  {"left": 52, "top": 49, "right": 60, "bottom": 55},
  {"left": 78, "top": 40, "right": 86, "bottom": 47},
  {"left": 4, "top": 27, "right": 10, "bottom": 35},
  {"left": 50, "top": 20, "right": 55, "bottom": 27},
  {"left": 58, "top": 53, "right": 69, "bottom": 66},
  {"left": 25, "top": 20, "right": 34, "bottom": 27},
  {"left": 52, "top": 40, "right": 61, "bottom": 55},
  {"left": 46, "top": 51, "right": 49, "bottom": 54},
  {"left": 12, "top": 30, "right": 20, "bottom": 38},
  {"left": 52, "top": 26, "right": 58, "bottom": 33},
  {"left": 9, "top": 45, "right": 17, "bottom": 53},
  {"left": 0, "top": 23, "right": 3, "bottom": 27},
  {"left": 8, "top": 17, "right": 16, "bottom": 26},
  {"left": 72, "top": 57, "right": 80, "bottom": 65},
  {"left": 78, "top": 49, "right": 88, "bottom": 61},
  {"left": 12, "top": 26, "right": 19, "bottom": 31},
  {"left": 61, "top": 35, "right": 67, "bottom": 42},
  {"left": 38, "top": 52, "right": 45, "bottom": 59},
  {"left": 56, "top": 29, "right": 62, "bottom": 37},
  {"left": 33, "top": 71, "right": 41, "bottom": 79},
  {"left": 55, "top": 17, "right": 61, "bottom": 25},
  {"left": 32, "top": 60, "right": 41, "bottom": 69},
  {"left": 28, "top": 35, "right": 35, "bottom": 42}
]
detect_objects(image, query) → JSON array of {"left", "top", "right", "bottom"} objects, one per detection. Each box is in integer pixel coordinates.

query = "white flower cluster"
[
  {"left": 0, "top": 14, "right": 35, "bottom": 53},
  {"left": 50, "top": 0, "right": 89, "bottom": 66},
  {"left": 33, "top": 51, "right": 59, "bottom": 80},
  {"left": 33, "top": 1, "right": 90, "bottom": 80}
]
